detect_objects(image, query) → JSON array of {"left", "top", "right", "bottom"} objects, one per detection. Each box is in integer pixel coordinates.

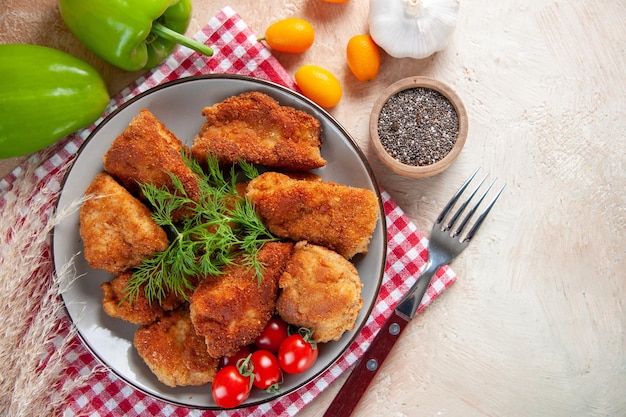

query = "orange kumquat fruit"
[
  {"left": 294, "top": 65, "right": 343, "bottom": 108},
  {"left": 346, "top": 34, "right": 381, "bottom": 82},
  {"left": 263, "top": 18, "right": 315, "bottom": 54}
]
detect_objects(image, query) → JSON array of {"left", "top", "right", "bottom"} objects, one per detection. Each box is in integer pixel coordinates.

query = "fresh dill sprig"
[{"left": 124, "top": 154, "right": 278, "bottom": 304}]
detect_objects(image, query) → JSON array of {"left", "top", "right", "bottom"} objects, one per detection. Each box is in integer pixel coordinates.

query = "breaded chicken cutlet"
[
  {"left": 103, "top": 108, "right": 201, "bottom": 222},
  {"left": 190, "top": 241, "right": 294, "bottom": 358},
  {"left": 277, "top": 242, "right": 363, "bottom": 343},
  {"left": 134, "top": 307, "right": 219, "bottom": 387},
  {"left": 100, "top": 272, "right": 186, "bottom": 325},
  {"left": 191, "top": 92, "right": 326, "bottom": 171},
  {"left": 79, "top": 173, "right": 169, "bottom": 275},
  {"left": 246, "top": 172, "right": 379, "bottom": 259}
]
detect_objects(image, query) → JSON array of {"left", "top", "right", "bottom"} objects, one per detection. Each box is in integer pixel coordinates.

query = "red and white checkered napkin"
[{"left": 0, "top": 7, "right": 456, "bottom": 417}]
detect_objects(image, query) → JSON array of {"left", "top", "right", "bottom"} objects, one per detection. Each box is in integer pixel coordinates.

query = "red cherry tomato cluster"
[{"left": 211, "top": 316, "right": 319, "bottom": 409}]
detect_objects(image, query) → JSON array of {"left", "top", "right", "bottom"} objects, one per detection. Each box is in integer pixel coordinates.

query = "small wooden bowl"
[{"left": 369, "top": 76, "right": 468, "bottom": 178}]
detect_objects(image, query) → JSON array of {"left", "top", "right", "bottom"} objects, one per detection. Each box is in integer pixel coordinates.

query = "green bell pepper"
[
  {"left": 58, "top": 0, "right": 213, "bottom": 72},
  {"left": 0, "top": 44, "right": 109, "bottom": 159}
]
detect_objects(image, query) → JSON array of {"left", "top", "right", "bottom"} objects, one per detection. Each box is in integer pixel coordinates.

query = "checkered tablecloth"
[{"left": 0, "top": 7, "right": 456, "bottom": 416}]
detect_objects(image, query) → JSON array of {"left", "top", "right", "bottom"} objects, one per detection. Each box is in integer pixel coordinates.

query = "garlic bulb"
[{"left": 369, "top": 0, "right": 459, "bottom": 59}]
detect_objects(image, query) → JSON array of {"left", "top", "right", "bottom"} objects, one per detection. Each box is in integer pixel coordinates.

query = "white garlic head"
[{"left": 369, "top": 0, "right": 459, "bottom": 59}]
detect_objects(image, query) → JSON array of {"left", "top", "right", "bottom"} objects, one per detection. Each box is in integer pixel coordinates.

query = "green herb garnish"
[{"left": 124, "top": 153, "right": 278, "bottom": 304}]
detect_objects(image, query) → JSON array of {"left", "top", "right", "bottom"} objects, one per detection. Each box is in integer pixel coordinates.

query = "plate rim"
[{"left": 51, "top": 73, "right": 387, "bottom": 410}]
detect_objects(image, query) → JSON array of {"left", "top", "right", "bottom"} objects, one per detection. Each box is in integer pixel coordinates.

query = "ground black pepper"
[{"left": 377, "top": 87, "right": 459, "bottom": 166}]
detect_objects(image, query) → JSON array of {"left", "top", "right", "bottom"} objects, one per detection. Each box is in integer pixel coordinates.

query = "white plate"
[{"left": 52, "top": 74, "right": 386, "bottom": 409}]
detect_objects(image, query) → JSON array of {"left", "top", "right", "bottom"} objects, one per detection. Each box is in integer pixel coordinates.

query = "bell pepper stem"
[{"left": 151, "top": 22, "right": 213, "bottom": 57}]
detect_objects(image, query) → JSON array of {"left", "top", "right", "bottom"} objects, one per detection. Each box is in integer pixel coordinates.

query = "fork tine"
[
  {"left": 461, "top": 182, "right": 506, "bottom": 242},
  {"left": 452, "top": 178, "right": 496, "bottom": 237},
  {"left": 436, "top": 167, "right": 480, "bottom": 225},
  {"left": 444, "top": 174, "right": 488, "bottom": 232}
]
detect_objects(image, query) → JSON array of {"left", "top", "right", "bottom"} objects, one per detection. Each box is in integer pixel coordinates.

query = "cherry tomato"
[
  {"left": 212, "top": 365, "right": 252, "bottom": 408},
  {"left": 278, "top": 331, "right": 318, "bottom": 374},
  {"left": 255, "top": 316, "right": 289, "bottom": 352},
  {"left": 250, "top": 350, "right": 282, "bottom": 390},
  {"left": 219, "top": 344, "right": 252, "bottom": 368}
]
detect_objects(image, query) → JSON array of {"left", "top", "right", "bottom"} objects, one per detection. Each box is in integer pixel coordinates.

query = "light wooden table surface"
[{"left": 2, "top": 1, "right": 625, "bottom": 416}]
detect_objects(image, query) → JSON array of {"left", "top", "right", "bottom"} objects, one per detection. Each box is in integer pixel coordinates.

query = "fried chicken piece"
[
  {"left": 246, "top": 172, "right": 379, "bottom": 259},
  {"left": 79, "top": 173, "right": 169, "bottom": 275},
  {"left": 103, "top": 108, "right": 201, "bottom": 221},
  {"left": 276, "top": 241, "right": 363, "bottom": 343},
  {"left": 134, "top": 307, "right": 219, "bottom": 387},
  {"left": 100, "top": 272, "right": 186, "bottom": 325},
  {"left": 191, "top": 92, "right": 326, "bottom": 171},
  {"left": 189, "top": 241, "right": 294, "bottom": 358}
]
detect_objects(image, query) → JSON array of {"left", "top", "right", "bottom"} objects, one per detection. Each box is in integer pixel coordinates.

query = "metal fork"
[
  {"left": 323, "top": 168, "right": 505, "bottom": 417},
  {"left": 395, "top": 168, "right": 505, "bottom": 319}
]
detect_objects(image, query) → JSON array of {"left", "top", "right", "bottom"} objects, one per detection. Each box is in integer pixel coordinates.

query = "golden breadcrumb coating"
[
  {"left": 246, "top": 172, "right": 379, "bottom": 259},
  {"left": 276, "top": 241, "right": 363, "bottom": 343},
  {"left": 134, "top": 307, "right": 219, "bottom": 387},
  {"left": 189, "top": 241, "right": 294, "bottom": 358},
  {"left": 100, "top": 272, "right": 186, "bottom": 326},
  {"left": 79, "top": 173, "right": 169, "bottom": 275},
  {"left": 103, "top": 108, "right": 201, "bottom": 221},
  {"left": 191, "top": 92, "right": 326, "bottom": 170}
]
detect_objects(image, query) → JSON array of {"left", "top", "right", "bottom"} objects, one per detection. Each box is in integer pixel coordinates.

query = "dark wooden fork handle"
[{"left": 322, "top": 310, "right": 410, "bottom": 417}]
